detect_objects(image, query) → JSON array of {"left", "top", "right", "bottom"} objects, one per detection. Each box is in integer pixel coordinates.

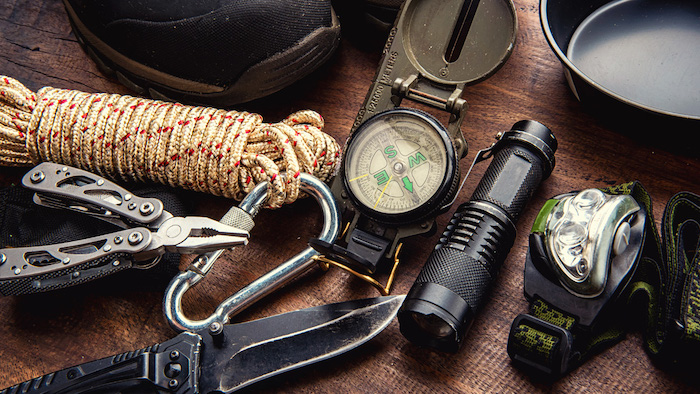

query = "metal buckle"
[
  {"left": 312, "top": 243, "right": 402, "bottom": 296},
  {"left": 507, "top": 314, "right": 574, "bottom": 379}
]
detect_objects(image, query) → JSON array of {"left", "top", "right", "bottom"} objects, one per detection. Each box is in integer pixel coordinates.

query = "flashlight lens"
[{"left": 411, "top": 312, "right": 454, "bottom": 338}]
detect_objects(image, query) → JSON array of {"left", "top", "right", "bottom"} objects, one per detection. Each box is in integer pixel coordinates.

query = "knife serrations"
[{"left": 197, "top": 295, "right": 405, "bottom": 393}]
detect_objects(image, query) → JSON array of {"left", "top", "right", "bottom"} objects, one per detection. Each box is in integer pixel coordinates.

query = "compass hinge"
[{"left": 392, "top": 76, "right": 468, "bottom": 158}]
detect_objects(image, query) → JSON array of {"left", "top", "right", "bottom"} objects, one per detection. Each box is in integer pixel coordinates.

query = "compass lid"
[{"left": 400, "top": 0, "right": 517, "bottom": 86}]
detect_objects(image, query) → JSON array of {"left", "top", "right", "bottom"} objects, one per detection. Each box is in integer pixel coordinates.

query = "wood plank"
[{"left": 1, "top": 0, "right": 698, "bottom": 392}]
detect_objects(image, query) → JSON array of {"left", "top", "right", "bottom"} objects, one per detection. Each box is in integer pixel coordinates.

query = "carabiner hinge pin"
[{"left": 187, "top": 253, "right": 214, "bottom": 276}]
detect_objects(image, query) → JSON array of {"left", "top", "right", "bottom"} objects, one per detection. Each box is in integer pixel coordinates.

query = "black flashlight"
[{"left": 398, "top": 120, "right": 557, "bottom": 352}]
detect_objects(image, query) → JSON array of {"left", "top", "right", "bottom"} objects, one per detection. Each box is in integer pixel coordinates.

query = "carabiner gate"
[{"left": 163, "top": 173, "right": 341, "bottom": 332}]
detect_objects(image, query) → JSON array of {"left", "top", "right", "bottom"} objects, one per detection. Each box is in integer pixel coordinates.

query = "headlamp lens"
[
  {"left": 549, "top": 189, "right": 608, "bottom": 282},
  {"left": 572, "top": 188, "right": 606, "bottom": 212},
  {"left": 552, "top": 220, "right": 588, "bottom": 277},
  {"left": 544, "top": 188, "right": 640, "bottom": 297}
]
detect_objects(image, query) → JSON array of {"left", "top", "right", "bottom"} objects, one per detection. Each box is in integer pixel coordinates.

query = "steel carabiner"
[{"left": 163, "top": 173, "right": 341, "bottom": 332}]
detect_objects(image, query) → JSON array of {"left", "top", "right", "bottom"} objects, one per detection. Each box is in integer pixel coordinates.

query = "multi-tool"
[{"left": 0, "top": 162, "right": 249, "bottom": 296}]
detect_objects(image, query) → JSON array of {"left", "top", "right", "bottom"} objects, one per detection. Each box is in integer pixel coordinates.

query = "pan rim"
[{"left": 539, "top": 0, "right": 700, "bottom": 122}]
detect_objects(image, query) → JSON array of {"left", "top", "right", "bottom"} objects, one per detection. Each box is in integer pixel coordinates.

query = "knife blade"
[{"left": 1, "top": 295, "right": 404, "bottom": 394}]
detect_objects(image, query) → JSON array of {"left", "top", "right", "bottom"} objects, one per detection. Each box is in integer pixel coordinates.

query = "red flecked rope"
[{"left": 0, "top": 76, "right": 340, "bottom": 208}]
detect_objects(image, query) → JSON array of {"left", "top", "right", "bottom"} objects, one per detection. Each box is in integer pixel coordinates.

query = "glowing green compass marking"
[{"left": 402, "top": 176, "right": 413, "bottom": 193}]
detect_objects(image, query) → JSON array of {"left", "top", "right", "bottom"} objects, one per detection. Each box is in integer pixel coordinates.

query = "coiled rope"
[{"left": 0, "top": 76, "right": 340, "bottom": 208}]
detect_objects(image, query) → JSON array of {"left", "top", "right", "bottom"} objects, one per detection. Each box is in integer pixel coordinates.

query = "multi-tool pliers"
[{"left": 0, "top": 162, "right": 249, "bottom": 296}]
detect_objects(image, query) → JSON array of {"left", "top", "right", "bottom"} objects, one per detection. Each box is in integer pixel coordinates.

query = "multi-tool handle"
[
  {"left": 0, "top": 228, "right": 153, "bottom": 296},
  {"left": 1, "top": 163, "right": 168, "bottom": 296},
  {"left": 0, "top": 331, "right": 201, "bottom": 394},
  {"left": 23, "top": 163, "right": 165, "bottom": 228},
  {"left": 1, "top": 163, "right": 252, "bottom": 296}
]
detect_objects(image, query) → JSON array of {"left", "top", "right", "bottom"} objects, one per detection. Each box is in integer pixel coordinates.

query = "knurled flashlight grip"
[{"left": 398, "top": 120, "right": 557, "bottom": 352}]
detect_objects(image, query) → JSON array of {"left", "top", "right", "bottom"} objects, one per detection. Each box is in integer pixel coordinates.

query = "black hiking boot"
[
  {"left": 332, "top": 0, "right": 402, "bottom": 48},
  {"left": 62, "top": 0, "right": 341, "bottom": 106}
]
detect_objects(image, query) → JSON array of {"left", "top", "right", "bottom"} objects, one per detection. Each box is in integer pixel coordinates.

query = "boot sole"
[{"left": 62, "top": 0, "right": 341, "bottom": 106}]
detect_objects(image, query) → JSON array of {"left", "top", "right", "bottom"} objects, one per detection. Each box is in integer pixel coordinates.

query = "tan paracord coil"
[{"left": 0, "top": 76, "right": 340, "bottom": 208}]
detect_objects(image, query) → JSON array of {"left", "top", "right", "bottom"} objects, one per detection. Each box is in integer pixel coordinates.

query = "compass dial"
[{"left": 343, "top": 109, "right": 457, "bottom": 224}]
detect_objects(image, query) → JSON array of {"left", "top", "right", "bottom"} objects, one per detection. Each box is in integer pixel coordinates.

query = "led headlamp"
[
  {"left": 508, "top": 186, "right": 647, "bottom": 378},
  {"left": 543, "top": 189, "right": 640, "bottom": 297},
  {"left": 511, "top": 184, "right": 700, "bottom": 379}
]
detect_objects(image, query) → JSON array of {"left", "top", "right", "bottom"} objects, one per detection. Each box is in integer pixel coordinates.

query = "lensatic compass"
[
  {"left": 312, "top": 0, "right": 517, "bottom": 291},
  {"left": 342, "top": 108, "right": 457, "bottom": 223}
]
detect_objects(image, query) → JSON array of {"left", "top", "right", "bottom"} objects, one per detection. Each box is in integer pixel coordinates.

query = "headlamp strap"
[
  {"left": 508, "top": 298, "right": 627, "bottom": 379},
  {"left": 626, "top": 190, "right": 700, "bottom": 369}
]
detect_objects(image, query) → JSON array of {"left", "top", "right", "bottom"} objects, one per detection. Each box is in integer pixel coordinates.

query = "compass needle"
[
  {"left": 348, "top": 174, "right": 370, "bottom": 182},
  {"left": 374, "top": 175, "right": 393, "bottom": 208}
]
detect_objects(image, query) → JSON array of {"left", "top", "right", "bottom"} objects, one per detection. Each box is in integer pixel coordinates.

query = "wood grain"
[{"left": 1, "top": 0, "right": 699, "bottom": 392}]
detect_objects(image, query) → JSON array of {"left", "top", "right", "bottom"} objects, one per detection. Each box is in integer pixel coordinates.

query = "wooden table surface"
[{"left": 2, "top": 0, "right": 699, "bottom": 392}]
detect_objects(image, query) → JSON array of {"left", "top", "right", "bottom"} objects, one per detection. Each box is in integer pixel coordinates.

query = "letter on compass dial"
[{"left": 344, "top": 112, "right": 450, "bottom": 216}]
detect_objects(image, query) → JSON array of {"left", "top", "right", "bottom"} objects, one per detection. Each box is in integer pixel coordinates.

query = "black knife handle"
[{"left": 1, "top": 332, "right": 201, "bottom": 394}]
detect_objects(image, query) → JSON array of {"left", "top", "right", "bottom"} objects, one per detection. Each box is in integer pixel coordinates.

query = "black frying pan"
[{"left": 541, "top": 0, "right": 700, "bottom": 148}]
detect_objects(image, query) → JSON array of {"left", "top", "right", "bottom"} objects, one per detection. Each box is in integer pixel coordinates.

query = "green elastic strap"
[
  {"left": 509, "top": 298, "right": 627, "bottom": 378},
  {"left": 630, "top": 191, "right": 700, "bottom": 368}
]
